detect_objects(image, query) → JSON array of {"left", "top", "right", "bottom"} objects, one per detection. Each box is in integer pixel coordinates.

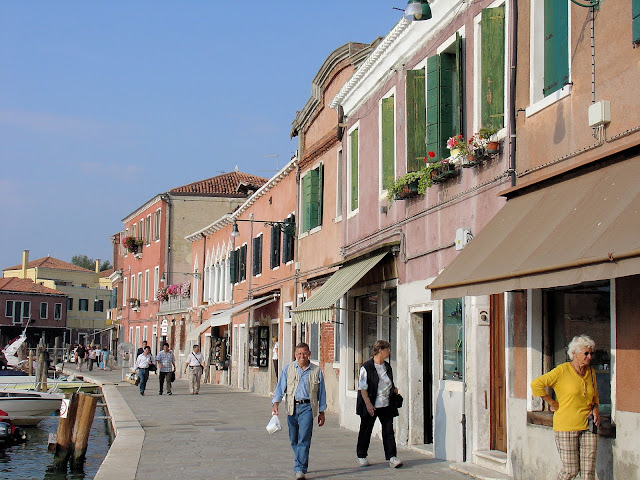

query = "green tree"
[{"left": 71, "top": 255, "right": 112, "bottom": 272}]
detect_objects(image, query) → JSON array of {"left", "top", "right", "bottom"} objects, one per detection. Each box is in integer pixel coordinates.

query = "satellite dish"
[{"left": 337, "top": 105, "right": 347, "bottom": 141}]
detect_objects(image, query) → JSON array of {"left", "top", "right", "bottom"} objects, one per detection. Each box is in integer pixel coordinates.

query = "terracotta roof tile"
[
  {"left": 3, "top": 256, "right": 94, "bottom": 273},
  {"left": 99, "top": 268, "right": 115, "bottom": 278},
  {"left": 170, "top": 171, "right": 268, "bottom": 195},
  {"left": 0, "top": 277, "right": 66, "bottom": 296}
]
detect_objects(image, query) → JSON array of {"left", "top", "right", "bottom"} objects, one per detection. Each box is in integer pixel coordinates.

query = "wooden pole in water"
[
  {"left": 28, "top": 348, "right": 33, "bottom": 376},
  {"left": 35, "top": 345, "right": 44, "bottom": 391},
  {"left": 71, "top": 392, "right": 98, "bottom": 471},
  {"left": 53, "top": 392, "right": 79, "bottom": 471},
  {"left": 54, "top": 336, "right": 61, "bottom": 365}
]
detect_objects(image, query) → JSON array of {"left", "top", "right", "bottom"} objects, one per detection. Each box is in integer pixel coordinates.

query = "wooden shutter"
[
  {"left": 282, "top": 214, "right": 295, "bottom": 264},
  {"left": 439, "top": 52, "right": 456, "bottom": 153},
  {"left": 350, "top": 129, "right": 359, "bottom": 211},
  {"left": 270, "top": 225, "right": 281, "bottom": 269},
  {"left": 317, "top": 163, "right": 323, "bottom": 228},
  {"left": 455, "top": 32, "right": 464, "bottom": 136},
  {"left": 381, "top": 96, "right": 395, "bottom": 190},
  {"left": 426, "top": 57, "right": 439, "bottom": 158},
  {"left": 308, "top": 168, "right": 320, "bottom": 229},
  {"left": 634, "top": 0, "right": 640, "bottom": 44},
  {"left": 302, "top": 172, "right": 312, "bottom": 232},
  {"left": 252, "top": 236, "right": 262, "bottom": 276},
  {"left": 230, "top": 249, "right": 238, "bottom": 284},
  {"left": 543, "top": 0, "right": 569, "bottom": 96},
  {"left": 239, "top": 245, "right": 247, "bottom": 281},
  {"left": 481, "top": 6, "right": 505, "bottom": 130},
  {"left": 406, "top": 69, "right": 427, "bottom": 171}
]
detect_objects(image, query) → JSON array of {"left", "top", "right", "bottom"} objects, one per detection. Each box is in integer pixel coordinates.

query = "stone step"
[
  {"left": 449, "top": 461, "right": 513, "bottom": 480},
  {"left": 473, "top": 450, "right": 508, "bottom": 474}
]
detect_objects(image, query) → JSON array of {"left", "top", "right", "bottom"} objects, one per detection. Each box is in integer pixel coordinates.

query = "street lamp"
[
  {"left": 230, "top": 218, "right": 296, "bottom": 238},
  {"left": 404, "top": 0, "right": 432, "bottom": 21}
]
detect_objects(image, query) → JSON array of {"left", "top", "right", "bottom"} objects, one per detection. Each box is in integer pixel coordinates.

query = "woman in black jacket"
[{"left": 356, "top": 339, "right": 403, "bottom": 468}]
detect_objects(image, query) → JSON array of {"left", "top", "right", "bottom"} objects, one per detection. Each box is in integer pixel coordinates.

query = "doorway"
[
  {"left": 490, "top": 294, "right": 506, "bottom": 452},
  {"left": 423, "top": 312, "right": 433, "bottom": 444}
]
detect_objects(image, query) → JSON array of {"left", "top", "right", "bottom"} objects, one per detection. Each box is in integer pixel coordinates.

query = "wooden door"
[{"left": 490, "top": 294, "right": 507, "bottom": 452}]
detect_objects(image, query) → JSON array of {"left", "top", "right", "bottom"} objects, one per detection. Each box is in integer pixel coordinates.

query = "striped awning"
[{"left": 291, "top": 252, "right": 387, "bottom": 323}]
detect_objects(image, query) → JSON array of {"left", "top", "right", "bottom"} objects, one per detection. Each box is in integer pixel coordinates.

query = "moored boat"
[{"left": 0, "top": 389, "right": 63, "bottom": 426}]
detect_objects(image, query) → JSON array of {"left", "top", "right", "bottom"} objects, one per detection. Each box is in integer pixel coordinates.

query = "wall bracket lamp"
[
  {"left": 230, "top": 218, "right": 296, "bottom": 238},
  {"left": 404, "top": 0, "right": 432, "bottom": 21},
  {"left": 161, "top": 271, "right": 201, "bottom": 282}
]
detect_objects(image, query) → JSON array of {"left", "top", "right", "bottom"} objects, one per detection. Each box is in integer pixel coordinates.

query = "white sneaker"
[
  {"left": 357, "top": 457, "right": 370, "bottom": 467},
  {"left": 389, "top": 456, "right": 403, "bottom": 468}
]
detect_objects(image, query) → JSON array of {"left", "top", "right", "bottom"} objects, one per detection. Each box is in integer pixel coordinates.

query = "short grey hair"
[{"left": 567, "top": 335, "right": 596, "bottom": 360}]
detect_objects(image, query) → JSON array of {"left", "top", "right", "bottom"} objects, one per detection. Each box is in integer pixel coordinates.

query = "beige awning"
[
  {"left": 186, "top": 294, "right": 278, "bottom": 341},
  {"left": 428, "top": 158, "right": 640, "bottom": 300},
  {"left": 291, "top": 252, "right": 387, "bottom": 323}
]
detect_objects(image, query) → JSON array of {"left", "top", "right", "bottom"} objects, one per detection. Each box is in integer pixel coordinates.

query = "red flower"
[{"left": 428, "top": 151, "right": 436, "bottom": 158}]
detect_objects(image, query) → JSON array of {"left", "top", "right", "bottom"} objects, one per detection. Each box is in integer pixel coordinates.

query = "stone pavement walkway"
[{"left": 69, "top": 367, "right": 470, "bottom": 480}]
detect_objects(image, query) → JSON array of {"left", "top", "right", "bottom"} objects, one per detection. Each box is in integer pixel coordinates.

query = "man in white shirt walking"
[
  {"left": 134, "top": 346, "right": 155, "bottom": 396},
  {"left": 183, "top": 344, "right": 204, "bottom": 395}
]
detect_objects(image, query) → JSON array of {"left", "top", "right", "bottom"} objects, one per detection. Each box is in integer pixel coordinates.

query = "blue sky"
[{"left": 0, "top": 1, "right": 402, "bottom": 270}]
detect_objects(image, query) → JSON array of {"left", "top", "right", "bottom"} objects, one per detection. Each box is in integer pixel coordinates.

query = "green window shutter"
[
  {"left": 406, "top": 68, "right": 427, "bottom": 171},
  {"left": 270, "top": 225, "right": 281, "bottom": 269},
  {"left": 381, "top": 96, "right": 395, "bottom": 190},
  {"left": 302, "top": 172, "right": 312, "bottom": 232},
  {"left": 481, "top": 6, "right": 505, "bottom": 130},
  {"left": 426, "top": 56, "right": 439, "bottom": 159},
  {"left": 350, "top": 129, "right": 359, "bottom": 211},
  {"left": 439, "top": 52, "right": 457, "bottom": 152},
  {"left": 239, "top": 245, "right": 247, "bottom": 282},
  {"left": 455, "top": 32, "right": 464, "bottom": 136},
  {"left": 316, "top": 164, "right": 323, "bottom": 228},
  {"left": 252, "top": 236, "right": 262, "bottom": 276},
  {"left": 229, "top": 250, "right": 238, "bottom": 284},
  {"left": 543, "top": 0, "right": 569, "bottom": 96},
  {"left": 634, "top": 0, "right": 640, "bottom": 45},
  {"left": 308, "top": 168, "right": 320, "bottom": 229}
]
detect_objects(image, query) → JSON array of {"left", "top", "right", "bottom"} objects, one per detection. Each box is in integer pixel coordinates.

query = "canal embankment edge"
[{"left": 62, "top": 369, "right": 143, "bottom": 480}]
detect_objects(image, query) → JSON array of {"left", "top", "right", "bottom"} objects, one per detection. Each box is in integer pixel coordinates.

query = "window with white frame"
[
  {"left": 310, "top": 322, "right": 320, "bottom": 362},
  {"left": 6, "top": 300, "right": 31, "bottom": 324},
  {"left": 131, "top": 275, "right": 135, "bottom": 299},
  {"left": 123, "top": 277, "right": 128, "bottom": 306},
  {"left": 529, "top": 0, "right": 570, "bottom": 109},
  {"left": 154, "top": 266, "right": 159, "bottom": 301},
  {"left": 252, "top": 233, "right": 263, "bottom": 276},
  {"left": 54, "top": 303, "right": 62, "bottom": 320},
  {"left": 301, "top": 165, "right": 323, "bottom": 233},
  {"left": 40, "top": 302, "right": 48, "bottom": 319},
  {"left": 379, "top": 89, "right": 395, "bottom": 195},
  {"left": 144, "top": 269, "right": 150, "bottom": 303},
  {"left": 137, "top": 272, "right": 142, "bottom": 301},
  {"left": 154, "top": 210, "right": 161, "bottom": 241},
  {"left": 348, "top": 126, "right": 359, "bottom": 213},
  {"left": 145, "top": 215, "right": 151, "bottom": 244}
]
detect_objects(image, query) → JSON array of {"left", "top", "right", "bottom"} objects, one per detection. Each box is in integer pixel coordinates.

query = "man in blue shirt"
[{"left": 272, "top": 342, "right": 326, "bottom": 480}]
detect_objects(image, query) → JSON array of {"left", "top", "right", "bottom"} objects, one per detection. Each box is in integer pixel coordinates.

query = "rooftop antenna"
[{"left": 256, "top": 154, "right": 280, "bottom": 175}]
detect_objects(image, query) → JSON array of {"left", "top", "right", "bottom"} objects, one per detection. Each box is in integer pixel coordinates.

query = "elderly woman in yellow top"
[{"left": 531, "top": 334, "right": 600, "bottom": 480}]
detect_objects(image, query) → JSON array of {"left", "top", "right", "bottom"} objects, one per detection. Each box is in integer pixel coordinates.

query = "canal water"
[{"left": 0, "top": 408, "right": 111, "bottom": 479}]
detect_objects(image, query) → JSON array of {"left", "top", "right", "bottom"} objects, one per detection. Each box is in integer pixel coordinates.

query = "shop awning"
[
  {"left": 186, "top": 294, "right": 278, "bottom": 341},
  {"left": 291, "top": 252, "right": 387, "bottom": 323},
  {"left": 428, "top": 158, "right": 640, "bottom": 300}
]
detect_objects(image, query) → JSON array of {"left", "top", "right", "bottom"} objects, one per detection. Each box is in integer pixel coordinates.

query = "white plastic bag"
[{"left": 266, "top": 414, "right": 282, "bottom": 434}]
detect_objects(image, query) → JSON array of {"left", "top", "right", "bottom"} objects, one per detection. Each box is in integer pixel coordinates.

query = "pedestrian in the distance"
[
  {"left": 272, "top": 335, "right": 279, "bottom": 379},
  {"left": 101, "top": 346, "right": 111, "bottom": 370},
  {"left": 531, "top": 334, "right": 600, "bottom": 480},
  {"left": 76, "top": 344, "right": 86, "bottom": 371},
  {"left": 156, "top": 342, "right": 175, "bottom": 395},
  {"left": 88, "top": 345, "right": 98, "bottom": 371},
  {"left": 356, "top": 339, "right": 403, "bottom": 468},
  {"left": 136, "top": 340, "right": 148, "bottom": 357},
  {"left": 272, "top": 342, "right": 326, "bottom": 480},
  {"left": 183, "top": 344, "right": 204, "bottom": 395},
  {"left": 134, "top": 346, "right": 155, "bottom": 396}
]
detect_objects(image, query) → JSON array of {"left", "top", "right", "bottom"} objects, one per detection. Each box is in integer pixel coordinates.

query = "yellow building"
[{"left": 3, "top": 250, "right": 111, "bottom": 345}]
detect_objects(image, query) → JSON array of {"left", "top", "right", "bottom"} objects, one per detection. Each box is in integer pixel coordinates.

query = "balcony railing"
[{"left": 158, "top": 297, "right": 191, "bottom": 313}]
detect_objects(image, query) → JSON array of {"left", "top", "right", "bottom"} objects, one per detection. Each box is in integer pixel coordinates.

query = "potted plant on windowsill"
[
  {"left": 387, "top": 152, "right": 441, "bottom": 203},
  {"left": 478, "top": 126, "right": 500, "bottom": 154},
  {"left": 122, "top": 236, "right": 143, "bottom": 255},
  {"left": 430, "top": 159, "right": 458, "bottom": 183}
]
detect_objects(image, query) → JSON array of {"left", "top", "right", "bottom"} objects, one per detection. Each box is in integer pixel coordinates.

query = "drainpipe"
[
  {"left": 244, "top": 214, "right": 254, "bottom": 390},
  {"left": 293, "top": 132, "right": 303, "bottom": 347},
  {"left": 508, "top": 0, "right": 518, "bottom": 187}
]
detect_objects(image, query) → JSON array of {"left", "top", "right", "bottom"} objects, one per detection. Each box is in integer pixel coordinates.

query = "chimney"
[
  {"left": 22, "top": 250, "right": 29, "bottom": 279},
  {"left": 95, "top": 259, "right": 100, "bottom": 273}
]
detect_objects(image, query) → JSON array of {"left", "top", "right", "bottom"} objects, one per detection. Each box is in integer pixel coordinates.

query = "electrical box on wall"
[
  {"left": 455, "top": 228, "right": 472, "bottom": 250},
  {"left": 588, "top": 101, "right": 611, "bottom": 127}
]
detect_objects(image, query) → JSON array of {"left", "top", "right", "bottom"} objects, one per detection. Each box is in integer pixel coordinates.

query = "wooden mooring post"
[
  {"left": 71, "top": 392, "right": 98, "bottom": 471},
  {"left": 53, "top": 392, "right": 79, "bottom": 471}
]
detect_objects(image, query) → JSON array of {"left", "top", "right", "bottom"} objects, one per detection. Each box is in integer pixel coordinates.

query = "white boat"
[{"left": 0, "top": 388, "right": 63, "bottom": 426}]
